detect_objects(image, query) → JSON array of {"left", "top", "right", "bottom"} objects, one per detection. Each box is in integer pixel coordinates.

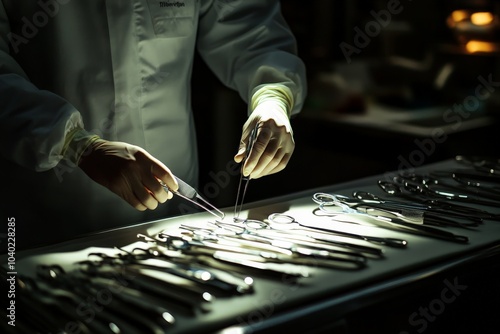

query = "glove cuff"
[
  {"left": 250, "top": 84, "right": 295, "bottom": 118},
  {"left": 62, "top": 128, "right": 101, "bottom": 165}
]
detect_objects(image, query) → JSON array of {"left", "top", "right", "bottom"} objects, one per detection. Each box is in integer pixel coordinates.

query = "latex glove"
[
  {"left": 71, "top": 135, "right": 178, "bottom": 211},
  {"left": 234, "top": 84, "right": 295, "bottom": 179}
]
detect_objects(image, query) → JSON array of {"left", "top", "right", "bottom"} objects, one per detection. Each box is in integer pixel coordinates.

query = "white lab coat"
[{"left": 0, "top": 0, "right": 306, "bottom": 249}]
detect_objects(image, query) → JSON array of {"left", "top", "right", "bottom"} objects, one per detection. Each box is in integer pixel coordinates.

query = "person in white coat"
[{"left": 0, "top": 0, "right": 307, "bottom": 250}]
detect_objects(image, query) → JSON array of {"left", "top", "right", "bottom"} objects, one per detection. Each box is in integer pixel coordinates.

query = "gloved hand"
[
  {"left": 64, "top": 130, "right": 178, "bottom": 211},
  {"left": 234, "top": 84, "right": 295, "bottom": 179}
]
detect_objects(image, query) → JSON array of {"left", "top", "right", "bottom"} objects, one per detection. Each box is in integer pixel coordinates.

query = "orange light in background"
[
  {"left": 465, "top": 40, "right": 496, "bottom": 53},
  {"left": 447, "top": 10, "right": 469, "bottom": 28},
  {"left": 451, "top": 10, "right": 469, "bottom": 22},
  {"left": 471, "top": 12, "right": 494, "bottom": 26}
]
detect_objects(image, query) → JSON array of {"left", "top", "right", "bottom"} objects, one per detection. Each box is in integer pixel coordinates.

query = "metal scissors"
[
  {"left": 230, "top": 215, "right": 385, "bottom": 257},
  {"left": 81, "top": 251, "right": 214, "bottom": 314},
  {"left": 351, "top": 191, "right": 480, "bottom": 229},
  {"left": 377, "top": 180, "right": 497, "bottom": 221},
  {"left": 13, "top": 270, "right": 98, "bottom": 334},
  {"left": 160, "top": 176, "right": 224, "bottom": 220},
  {"left": 304, "top": 204, "right": 408, "bottom": 248},
  {"left": 455, "top": 155, "right": 500, "bottom": 175},
  {"left": 312, "top": 193, "right": 469, "bottom": 244},
  {"left": 394, "top": 173, "right": 500, "bottom": 208},
  {"left": 431, "top": 169, "right": 500, "bottom": 188},
  {"left": 157, "top": 230, "right": 312, "bottom": 275},
  {"left": 400, "top": 171, "right": 500, "bottom": 202},
  {"left": 37, "top": 263, "right": 177, "bottom": 332},
  {"left": 164, "top": 224, "right": 367, "bottom": 269},
  {"left": 134, "top": 235, "right": 256, "bottom": 294},
  {"left": 180, "top": 218, "right": 381, "bottom": 257},
  {"left": 234, "top": 123, "right": 260, "bottom": 221}
]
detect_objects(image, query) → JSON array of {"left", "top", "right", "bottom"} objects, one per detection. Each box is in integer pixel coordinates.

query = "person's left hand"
[{"left": 234, "top": 103, "right": 294, "bottom": 179}]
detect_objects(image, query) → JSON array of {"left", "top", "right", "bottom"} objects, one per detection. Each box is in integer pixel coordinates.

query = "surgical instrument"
[
  {"left": 306, "top": 207, "right": 409, "bottom": 248},
  {"left": 398, "top": 172, "right": 500, "bottom": 203},
  {"left": 377, "top": 180, "right": 498, "bottom": 220},
  {"left": 351, "top": 191, "right": 480, "bottom": 229},
  {"left": 36, "top": 264, "right": 177, "bottom": 333},
  {"left": 162, "top": 228, "right": 367, "bottom": 268},
  {"left": 233, "top": 216, "right": 384, "bottom": 257},
  {"left": 432, "top": 169, "right": 500, "bottom": 185},
  {"left": 234, "top": 123, "right": 259, "bottom": 221},
  {"left": 160, "top": 176, "right": 225, "bottom": 220},
  {"left": 212, "top": 251, "right": 310, "bottom": 277},
  {"left": 159, "top": 225, "right": 368, "bottom": 270},
  {"left": 455, "top": 155, "right": 500, "bottom": 175},
  {"left": 79, "top": 253, "right": 213, "bottom": 314},
  {"left": 180, "top": 219, "right": 383, "bottom": 257},
  {"left": 153, "top": 231, "right": 309, "bottom": 277},
  {"left": 118, "top": 252, "right": 249, "bottom": 295},
  {"left": 215, "top": 249, "right": 365, "bottom": 271},
  {"left": 313, "top": 193, "right": 469, "bottom": 244},
  {"left": 133, "top": 236, "right": 267, "bottom": 287},
  {"left": 127, "top": 245, "right": 254, "bottom": 294},
  {"left": 10, "top": 271, "right": 98, "bottom": 334}
]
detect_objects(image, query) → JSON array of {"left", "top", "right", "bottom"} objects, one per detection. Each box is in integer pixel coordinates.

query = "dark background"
[{"left": 192, "top": 0, "right": 500, "bottom": 209}]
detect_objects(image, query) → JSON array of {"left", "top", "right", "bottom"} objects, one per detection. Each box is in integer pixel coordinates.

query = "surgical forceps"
[
  {"left": 37, "top": 264, "right": 177, "bottom": 332},
  {"left": 160, "top": 176, "right": 225, "bottom": 220},
  {"left": 163, "top": 224, "right": 368, "bottom": 269},
  {"left": 11, "top": 271, "right": 99, "bottom": 334},
  {"left": 402, "top": 171, "right": 500, "bottom": 201},
  {"left": 156, "top": 231, "right": 312, "bottom": 275},
  {"left": 117, "top": 247, "right": 254, "bottom": 295},
  {"left": 351, "top": 191, "right": 480, "bottom": 229},
  {"left": 394, "top": 173, "right": 500, "bottom": 208},
  {"left": 134, "top": 235, "right": 260, "bottom": 289},
  {"left": 430, "top": 170, "right": 500, "bottom": 197},
  {"left": 307, "top": 204, "right": 409, "bottom": 248},
  {"left": 377, "top": 180, "right": 498, "bottom": 221},
  {"left": 81, "top": 252, "right": 214, "bottom": 314},
  {"left": 455, "top": 155, "right": 500, "bottom": 175},
  {"left": 229, "top": 215, "right": 385, "bottom": 257},
  {"left": 312, "top": 193, "right": 469, "bottom": 244},
  {"left": 234, "top": 123, "right": 259, "bottom": 221}
]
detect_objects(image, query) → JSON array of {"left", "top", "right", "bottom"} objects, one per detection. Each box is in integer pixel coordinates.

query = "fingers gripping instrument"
[
  {"left": 234, "top": 124, "right": 259, "bottom": 222},
  {"left": 160, "top": 177, "right": 225, "bottom": 221}
]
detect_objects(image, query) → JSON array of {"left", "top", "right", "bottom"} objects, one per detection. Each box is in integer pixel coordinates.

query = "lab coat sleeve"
[
  {"left": 196, "top": 0, "right": 307, "bottom": 116},
  {"left": 0, "top": 3, "right": 84, "bottom": 171}
]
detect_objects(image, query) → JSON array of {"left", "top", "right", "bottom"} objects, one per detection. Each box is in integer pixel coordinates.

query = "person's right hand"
[{"left": 78, "top": 139, "right": 178, "bottom": 211}]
